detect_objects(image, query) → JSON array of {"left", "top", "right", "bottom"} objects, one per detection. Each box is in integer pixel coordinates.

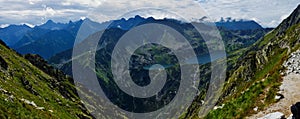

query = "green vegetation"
[
  {"left": 0, "top": 42, "right": 92, "bottom": 118},
  {"left": 202, "top": 21, "right": 300, "bottom": 118},
  {"left": 205, "top": 49, "right": 287, "bottom": 118}
]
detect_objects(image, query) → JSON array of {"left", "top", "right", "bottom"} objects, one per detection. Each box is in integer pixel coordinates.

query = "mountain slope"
[
  {"left": 15, "top": 30, "right": 75, "bottom": 59},
  {"left": 12, "top": 27, "right": 51, "bottom": 49},
  {"left": 195, "top": 4, "right": 300, "bottom": 118},
  {"left": 49, "top": 18, "right": 269, "bottom": 67},
  {"left": 0, "top": 40, "right": 93, "bottom": 118},
  {"left": 215, "top": 20, "right": 263, "bottom": 30},
  {"left": 0, "top": 25, "right": 32, "bottom": 46}
]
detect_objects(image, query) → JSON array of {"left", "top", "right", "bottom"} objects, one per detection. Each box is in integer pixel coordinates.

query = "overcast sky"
[{"left": 0, "top": 0, "right": 299, "bottom": 28}]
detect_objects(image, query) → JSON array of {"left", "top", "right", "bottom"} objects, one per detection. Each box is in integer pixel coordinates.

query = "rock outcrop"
[
  {"left": 257, "top": 112, "right": 285, "bottom": 119},
  {"left": 291, "top": 102, "right": 300, "bottom": 119},
  {"left": 283, "top": 50, "right": 300, "bottom": 75}
]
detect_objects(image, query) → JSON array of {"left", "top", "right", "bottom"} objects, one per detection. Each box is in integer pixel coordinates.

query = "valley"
[{"left": 0, "top": 2, "right": 299, "bottom": 119}]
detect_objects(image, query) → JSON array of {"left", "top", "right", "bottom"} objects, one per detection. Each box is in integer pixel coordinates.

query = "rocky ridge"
[{"left": 248, "top": 50, "right": 300, "bottom": 119}]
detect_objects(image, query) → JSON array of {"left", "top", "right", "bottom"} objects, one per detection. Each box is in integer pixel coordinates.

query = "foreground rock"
[
  {"left": 283, "top": 50, "right": 300, "bottom": 75},
  {"left": 257, "top": 112, "right": 284, "bottom": 119},
  {"left": 248, "top": 50, "right": 300, "bottom": 118},
  {"left": 291, "top": 102, "right": 300, "bottom": 119}
]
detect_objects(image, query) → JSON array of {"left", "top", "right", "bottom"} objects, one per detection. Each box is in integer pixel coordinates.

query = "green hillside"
[
  {"left": 0, "top": 40, "right": 93, "bottom": 118},
  {"left": 201, "top": 4, "right": 300, "bottom": 119}
]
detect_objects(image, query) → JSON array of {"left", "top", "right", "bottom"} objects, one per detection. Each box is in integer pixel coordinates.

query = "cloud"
[
  {"left": 85, "top": 0, "right": 207, "bottom": 22},
  {"left": 0, "top": 0, "right": 299, "bottom": 27},
  {"left": 28, "top": 0, "right": 42, "bottom": 5},
  {"left": 62, "top": 0, "right": 105, "bottom": 7},
  {"left": 0, "top": 24, "right": 9, "bottom": 28},
  {"left": 198, "top": 0, "right": 300, "bottom": 27},
  {"left": 45, "top": 6, "right": 56, "bottom": 16}
]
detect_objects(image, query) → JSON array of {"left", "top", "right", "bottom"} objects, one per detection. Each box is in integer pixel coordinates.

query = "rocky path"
[{"left": 247, "top": 50, "right": 300, "bottom": 119}]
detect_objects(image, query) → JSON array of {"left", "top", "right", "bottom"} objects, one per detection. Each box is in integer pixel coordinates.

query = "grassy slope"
[
  {"left": 204, "top": 22, "right": 300, "bottom": 118},
  {"left": 0, "top": 42, "right": 92, "bottom": 118}
]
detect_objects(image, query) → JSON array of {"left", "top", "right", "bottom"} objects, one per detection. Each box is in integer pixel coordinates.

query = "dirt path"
[{"left": 247, "top": 73, "right": 300, "bottom": 118}]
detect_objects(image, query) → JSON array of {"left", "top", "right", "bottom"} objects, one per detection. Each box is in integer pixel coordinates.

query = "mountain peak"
[
  {"left": 45, "top": 19, "right": 55, "bottom": 24},
  {"left": 277, "top": 4, "right": 300, "bottom": 34},
  {"left": 215, "top": 20, "right": 263, "bottom": 30},
  {"left": 39, "top": 19, "right": 68, "bottom": 30},
  {"left": 134, "top": 15, "right": 143, "bottom": 19}
]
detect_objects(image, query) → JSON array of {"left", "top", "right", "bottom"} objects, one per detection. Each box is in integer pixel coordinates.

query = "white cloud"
[
  {"left": 198, "top": 0, "right": 300, "bottom": 27},
  {"left": 0, "top": 0, "right": 299, "bottom": 27},
  {"left": 62, "top": 0, "right": 105, "bottom": 7},
  {"left": 86, "top": 0, "right": 208, "bottom": 23},
  {"left": 28, "top": 0, "right": 42, "bottom": 5},
  {"left": 0, "top": 24, "right": 9, "bottom": 28},
  {"left": 45, "top": 7, "right": 56, "bottom": 16}
]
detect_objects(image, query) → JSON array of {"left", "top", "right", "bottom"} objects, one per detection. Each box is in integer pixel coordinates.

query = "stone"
[
  {"left": 21, "top": 98, "right": 37, "bottom": 107},
  {"left": 36, "top": 107, "right": 45, "bottom": 110},
  {"left": 213, "top": 104, "right": 225, "bottom": 110},
  {"left": 275, "top": 94, "right": 284, "bottom": 100},
  {"left": 275, "top": 96, "right": 281, "bottom": 100},
  {"left": 253, "top": 107, "right": 258, "bottom": 111},
  {"left": 284, "top": 50, "right": 300, "bottom": 75},
  {"left": 291, "top": 102, "right": 300, "bottom": 119},
  {"left": 258, "top": 112, "right": 284, "bottom": 119}
]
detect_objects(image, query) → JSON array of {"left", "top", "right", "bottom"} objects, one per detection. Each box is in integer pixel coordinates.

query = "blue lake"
[{"left": 143, "top": 51, "right": 227, "bottom": 70}]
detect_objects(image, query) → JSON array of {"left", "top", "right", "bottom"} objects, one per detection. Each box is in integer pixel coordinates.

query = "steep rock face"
[
  {"left": 277, "top": 4, "right": 300, "bottom": 35},
  {"left": 202, "top": 4, "right": 300, "bottom": 119}
]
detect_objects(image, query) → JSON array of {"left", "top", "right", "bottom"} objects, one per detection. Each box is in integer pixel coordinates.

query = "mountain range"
[
  {"left": 187, "top": 4, "right": 300, "bottom": 118},
  {"left": 0, "top": 16, "right": 267, "bottom": 59},
  {"left": 0, "top": 3, "right": 300, "bottom": 118}
]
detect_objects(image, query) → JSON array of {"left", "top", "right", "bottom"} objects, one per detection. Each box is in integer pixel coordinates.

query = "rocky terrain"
[
  {"left": 0, "top": 40, "right": 94, "bottom": 118},
  {"left": 0, "top": 3, "right": 299, "bottom": 118},
  {"left": 201, "top": 4, "right": 300, "bottom": 118},
  {"left": 248, "top": 50, "right": 300, "bottom": 119}
]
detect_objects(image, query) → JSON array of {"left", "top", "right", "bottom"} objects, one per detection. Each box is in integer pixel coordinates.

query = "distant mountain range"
[
  {"left": 0, "top": 24, "right": 31, "bottom": 46},
  {"left": 191, "top": 4, "right": 300, "bottom": 118},
  {"left": 0, "top": 3, "right": 299, "bottom": 118},
  {"left": 0, "top": 16, "right": 267, "bottom": 59},
  {"left": 215, "top": 20, "right": 263, "bottom": 30}
]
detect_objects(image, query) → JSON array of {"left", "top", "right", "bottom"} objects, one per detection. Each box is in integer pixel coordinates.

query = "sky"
[{"left": 0, "top": 0, "right": 299, "bottom": 28}]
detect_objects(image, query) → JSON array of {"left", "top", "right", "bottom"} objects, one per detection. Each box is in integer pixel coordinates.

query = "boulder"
[
  {"left": 291, "top": 102, "right": 300, "bottom": 119},
  {"left": 258, "top": 112, "right": 284, "bottom": 119},
  {"left": 0, "top": 56, "right": 8, "bottom": 70}
]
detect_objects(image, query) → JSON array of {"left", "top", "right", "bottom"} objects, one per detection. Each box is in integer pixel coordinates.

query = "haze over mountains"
[{"left": 0, "top": 16, "right": 266, "bottom": 59}]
